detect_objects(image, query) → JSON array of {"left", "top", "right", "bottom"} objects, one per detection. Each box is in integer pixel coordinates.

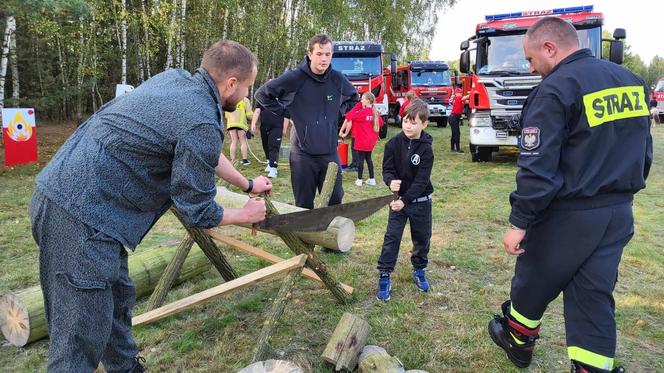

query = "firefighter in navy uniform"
[{"left": 488, "top": 17, "right": 653, "bottom": 373}]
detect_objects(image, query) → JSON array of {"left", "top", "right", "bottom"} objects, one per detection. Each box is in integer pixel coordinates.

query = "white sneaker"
[
  {"left": 264, "top": 165, "right": 270, "bottom": 172},
  {"left": 355, "top": 179, "right": 363, "bottom": 186},
  {"left": 268, "top": 167, "right": 278, "bottom": 178},
  {"left": 366, "top": 178, "right": 376, "bottom": 186}
]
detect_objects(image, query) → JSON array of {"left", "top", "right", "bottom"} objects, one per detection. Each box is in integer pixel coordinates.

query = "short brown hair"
[
  {"left": 526, "top": 17, "right": 579, "bottom": 49},
  {"left": 403, "top": 98, "right": 429, "bottom": 122},
  {"left": 308, "top": 34, "right": 333, "bottom": 52},
  {"left": 201, "top": 40, "right": 258, "bottom": 82}
]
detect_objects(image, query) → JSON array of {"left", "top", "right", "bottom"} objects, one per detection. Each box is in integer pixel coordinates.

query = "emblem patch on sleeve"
[{"left": 521, "top": 127, "right": 540, "bottom": 151}]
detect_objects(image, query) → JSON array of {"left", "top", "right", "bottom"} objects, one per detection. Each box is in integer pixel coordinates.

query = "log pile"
[{"left": 0, "top": 246, "right": 212, "bottom": 346}]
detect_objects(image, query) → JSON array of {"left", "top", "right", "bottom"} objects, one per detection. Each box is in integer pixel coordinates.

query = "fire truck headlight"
[{"left": 469, "top": 114, "right": 492, "bottom": 128}]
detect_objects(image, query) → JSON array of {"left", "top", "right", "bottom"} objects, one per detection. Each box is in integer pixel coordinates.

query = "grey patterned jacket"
[{"left": 35, "top": 68, "right": 225, "bottom": 249}]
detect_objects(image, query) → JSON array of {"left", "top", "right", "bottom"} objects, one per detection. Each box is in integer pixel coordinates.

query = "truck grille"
[{"left": 492, "top": 115, "right": 521, "bottom": 132}]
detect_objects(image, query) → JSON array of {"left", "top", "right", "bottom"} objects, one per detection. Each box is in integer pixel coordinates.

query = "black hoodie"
[
  {"left": 382, "top": 131, "right": 434, "bottom": 204},
  {"left": 255, "top": 57, "right": 359, "bottom": 156}
]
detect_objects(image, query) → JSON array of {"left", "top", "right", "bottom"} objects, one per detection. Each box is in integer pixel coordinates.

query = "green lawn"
[{"left": 1, "top": 121, "right": 662, "bottom": 372}]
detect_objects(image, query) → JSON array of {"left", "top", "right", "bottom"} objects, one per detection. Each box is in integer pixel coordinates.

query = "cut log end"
[{"left": 0, "top": 293, "right": 30, "bottom": 347}]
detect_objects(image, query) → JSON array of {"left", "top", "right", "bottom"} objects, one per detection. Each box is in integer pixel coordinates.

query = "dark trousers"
[
  {"left": 377, "top": 199, "right": 432, "bottom": 273},
  {"left": 260, "top": 124, "right": 282, "bottom": 168},
  {"left": 449, "top": 114, "right": 461, "bottom": 151},
  {"left": 30, "top": 190, "right": 138, "bottom": 372},
  {"left": 349, "top": 138, "right": 359, "bottom": 168},
  {"left": 289, "top": 151, "right": 344, "bottom": 209},
  {"left": 510, "top": 202, "right": 633, "bottom": 361},
  {"left": 356, "top": 150, "right": 374, "bottom": 180}
]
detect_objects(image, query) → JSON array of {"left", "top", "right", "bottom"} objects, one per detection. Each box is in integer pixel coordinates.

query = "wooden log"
[
  {"left": 171, "top": 208, "right": 238, "bottom": 281},
  {"left": 314, "top": 161, "right": 339, "bottom": 209},
  {"left": 214, "top": 187, "right": 355, "bottom": 252},
  {"left": 205, "top": 231, "right": 354, "bottom": 294},
  {"left": 358, "top": 346, "right": 405, "bottom": 373},
  {"left": 252, "top": 269, "right": 300, "bottom": 363},
  {"left": 263, "top": 197, "right": 352, "bottom": 305},
  {"left": 321, "top": 312, "right": 370, "bottom": 371},
  {"left": 238, "top": 360, "right": 304, "bottom": 373},
  {"left": 145, "top": 234, "right": 195, "bottom": 310},
  {"left": 0, "top": 246, "right": 211, "bottom": 347},
  {"left": 132, "top": 254, "right": 307, "bottom": 326}
]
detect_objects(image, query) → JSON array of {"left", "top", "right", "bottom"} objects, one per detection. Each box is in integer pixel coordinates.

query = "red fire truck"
[
  {"left": 651, "top": 77, "right": 664, "bottom": 124},
  {"left": 332, "top": 41, "right": 397, "bottom": 138},
  {"left": 459, "top": 5, "right": 626, "bottom": 162},
  {"left": 388, "top": 61, "right": 456, "bottom": 127}
]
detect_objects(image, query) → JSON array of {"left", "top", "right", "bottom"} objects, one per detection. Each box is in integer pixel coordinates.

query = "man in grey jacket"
[{"left": 30, "top": 40, "right": 271, "bottom": 372}]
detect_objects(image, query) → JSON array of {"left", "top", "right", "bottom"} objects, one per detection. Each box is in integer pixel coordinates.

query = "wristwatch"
[{"left": 243, "top": 179, "right": 254, "bottom": 193}]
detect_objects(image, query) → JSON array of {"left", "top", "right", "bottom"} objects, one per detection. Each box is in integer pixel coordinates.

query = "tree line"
[
  {"left": 0, "top": 0, "right": 453, "bottom": 122},
  {"left": 2, "top": 1, "right": 663, "bottom": 124}
]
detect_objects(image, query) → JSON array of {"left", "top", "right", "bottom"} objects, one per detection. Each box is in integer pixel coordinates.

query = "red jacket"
[
  {"left": 451, "top": 89, "right": 464, "bottom": 115},
  {"left": 346, "top": 103, "right": 384, "bottom": 151}
]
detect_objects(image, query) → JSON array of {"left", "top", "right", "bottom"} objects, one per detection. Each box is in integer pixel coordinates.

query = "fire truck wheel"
[{"left": 435, "top": 117, "right": 448, "bottom": 128}]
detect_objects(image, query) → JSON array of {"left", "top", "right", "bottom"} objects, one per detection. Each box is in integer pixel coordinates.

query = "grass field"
[{"left": 1, "top": 121, "right": 662, "bottom": 372}]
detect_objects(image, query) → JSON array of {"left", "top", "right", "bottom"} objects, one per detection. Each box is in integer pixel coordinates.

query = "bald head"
[
  {"left": 525, "top": 17, "right": 579, "bottom": 50},
  {"left": 523, "top": 17, "right": 580, "bottom": 77}
]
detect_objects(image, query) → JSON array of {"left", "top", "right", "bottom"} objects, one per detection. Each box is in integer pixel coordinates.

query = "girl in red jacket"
[{"left": 339, "top": 92, "right": 384, "bottom": 186}]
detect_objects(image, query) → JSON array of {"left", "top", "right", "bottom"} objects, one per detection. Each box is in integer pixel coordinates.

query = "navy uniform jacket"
[
  {"left": 35, "top": 68, "right": 225, "bottom": 249},
  {"left": 509, "top": 49, "right": 653, "bottom": 229},
  {"left": 254, "top": 57, "right": 359, "bottom": 156}
]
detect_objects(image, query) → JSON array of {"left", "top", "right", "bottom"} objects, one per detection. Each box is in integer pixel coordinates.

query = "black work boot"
[
  {"left": 488, "top": 300, "right": 540, "bottom": 368},
  {"left": 571, "top": 360, "right": 625, "bottom": 373}
]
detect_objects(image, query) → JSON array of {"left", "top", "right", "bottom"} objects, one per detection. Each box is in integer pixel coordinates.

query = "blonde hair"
[
  {"left": 362, "top": 92, "right": 380, "bottom": 133},
  {"left": 405, "top": 90, "right": 416, "bottom": 100}
]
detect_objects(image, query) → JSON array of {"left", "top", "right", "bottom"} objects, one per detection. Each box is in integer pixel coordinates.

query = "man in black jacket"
[
  {"left": 376, "top": 98, "right": 434, "bottom": 301},
  {"left": 255, "top": 34, "right": 359, "bottom": 208},
  {"left": 488, "top": 17, "right": 652, "bottom": 373}
]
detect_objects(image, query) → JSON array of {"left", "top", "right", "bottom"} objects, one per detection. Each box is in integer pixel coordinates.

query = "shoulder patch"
[
  {"left": 521, "top": 127, "right": 540, "bottom": 151},
  {"left": 411, "top": 154, "right": 421, "bottom": 165}
]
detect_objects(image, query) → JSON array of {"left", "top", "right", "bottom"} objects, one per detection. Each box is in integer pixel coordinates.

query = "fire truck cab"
[
  {"left": 651, "top": 77, "right": 664, "bottom": 124},
  {"left": 389, "top": 61, "right": 456, "bottom": 127},
  {"left": 332, "top": 41, "right": 397, "bottom": 139},
  {"left": 459, "top": 5, "right": 626, "bottom": 162}
]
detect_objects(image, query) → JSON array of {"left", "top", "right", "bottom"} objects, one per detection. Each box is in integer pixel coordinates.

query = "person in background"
[
  {"left": 251, "top": 96, "right": 288, "bottom": 178},
  {"left": 225, "top": 95, "right": 253, "bottom": 165},
  {"left": 339, "top": 92, "right": 384, "bottom": 186}
]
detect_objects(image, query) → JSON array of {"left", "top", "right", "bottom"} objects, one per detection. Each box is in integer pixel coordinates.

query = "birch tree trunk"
[
  {"left": 121, "top": 0, "right": 128, "bottom": 84},
  {"left": 178, "top": 0, "right": 187, "bottom": 69},
  {"left": 140, "top": 0, "right": 151, "bottom": 78},
  {"left": 8, "top": 18, "right": 18, "bottom": 101},
  {"left": 164, "top": 0, "right": 177, "bottom": 69},
  {"left": 0, "top": 16, "right": 16, "bottom": 110}
]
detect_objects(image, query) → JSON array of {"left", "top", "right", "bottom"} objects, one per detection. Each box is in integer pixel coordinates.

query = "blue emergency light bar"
[{"left": 484, "top": 5, "right": 593, "bottom": 21}]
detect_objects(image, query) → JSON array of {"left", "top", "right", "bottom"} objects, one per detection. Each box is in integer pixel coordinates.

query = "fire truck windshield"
[
  {"left": 410, "top": 70, "right": 452, "bottom": 86},
  {"left": 654, "top": 79, "right": 664, "bottom": 92},
  {"left": 332, "top": 55, "right": 382, "bottom": 79},
  {"left": 476, "top": 27, "right": 601, "bottom": 75}
]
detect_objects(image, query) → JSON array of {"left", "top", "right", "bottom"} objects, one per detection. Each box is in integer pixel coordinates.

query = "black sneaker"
[{"left": 488, "top": 301, "right": 539, "bottom": 368}]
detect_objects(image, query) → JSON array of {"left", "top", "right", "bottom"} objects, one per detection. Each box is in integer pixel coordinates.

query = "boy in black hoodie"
[
  {"left": 377, "top": 98, "right": 434, "bottom": 301},
  {"left": 254, "top": 34, "right": 359, "bottom": 209}
]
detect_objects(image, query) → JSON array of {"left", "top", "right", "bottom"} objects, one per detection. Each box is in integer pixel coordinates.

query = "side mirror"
[
  {"left": 460, "top": 51, "right": 470, "bottom": 74},
  {"left": 460, "top": 40, "right": 469, "bottom": 51},
  {"left": 613, "top": 28, "right": 626, "bottom": 40},
  {"left": 390, "top": 53, "right": 397, "bottom": 74},
  {"left": 609, "top": 40, "right": 624, "bottom": 65}
]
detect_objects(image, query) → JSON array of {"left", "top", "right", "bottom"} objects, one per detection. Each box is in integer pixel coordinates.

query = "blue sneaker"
[
  {"left": 376, "top": 276, "right": 391, "bottom": 302},
  {"left": 412, "top": 269, "right": 430, "bottom": 292}
]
